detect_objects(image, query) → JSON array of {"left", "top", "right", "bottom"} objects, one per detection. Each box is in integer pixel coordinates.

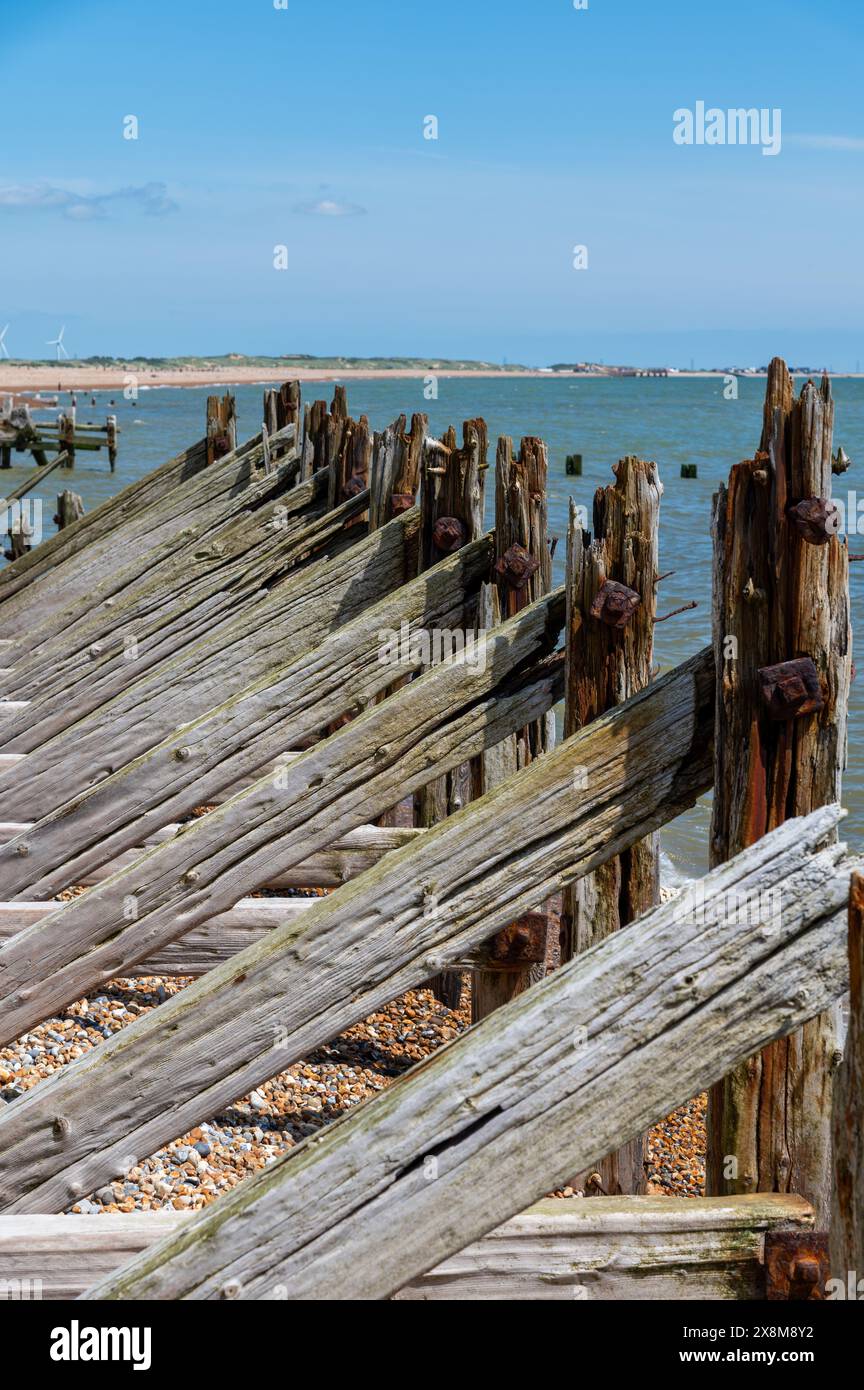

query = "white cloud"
[
  {"left": 0, "top": 181, "right": 178, "bottom": 218},
  {"left": 786, "top": 134, "right": 864, "bottom": 152},
  {"left": 293, "top": 197, "right": 366, "bottom": 217}
]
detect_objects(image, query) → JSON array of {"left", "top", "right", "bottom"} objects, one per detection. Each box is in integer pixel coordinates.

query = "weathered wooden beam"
[
  {"left": 0, "top": 427, "right": 277, "bottom": 646},
  {"left": 54, "top": 489, "right": 84, "bottom": 530},
  {"left": 0, "top": 435, "right": 209, "bottom": 611},
  {"left": 81, "top": 807, "right": 855, "bottom": 1300},
  {"left": 0, "top": 508, "right": 423, "bottom": 823},
  {"left": 205, "top": 393, "right": 236, "bottom": 466},
  {"left": 0, "top": 591, "right": 564, "bottom": 1039},
  {"left": 0, "top": 885, "right": 542, "bottom": 978},
  {"left": 0, "top": 1195, "right": 814, "bottom": 1301},
  {"left": 0, "top": 427, "right": 302, "bottom": 690},
  {"left": 263, "top": 381, "right": 301, "bottom": 466},
  {"left": 0, "top": 466, "right": 357, "bottom": 729},
  {"left": 0, "top": 451, "right": 69, "bottom": 508},
  {"left": 707, "top": 360, "right": 852, "bottom": 1226},
  {"left": 562, "top": 457, "right": 662, "bottom": 1195},
  {"left": 473, "top": 434, "right": 553, "bottom": 1020},
  {"left": 368, "top": 415, "right": 427, "bottom": 530},
  {"left": 0, "top": 645, "right": 713, "bottom": 1215},
  {"left": 0, "top": 824, "right": 420, "bottom": 891},
  {"left": 416, "top": 420, "right": 487, "bottom": 1008},
  {"left": 0, "top": 533, "right": 492, "bottom": 891},
  {"left": 831, "top": 871, "right": 864, "bottom": 1285}
]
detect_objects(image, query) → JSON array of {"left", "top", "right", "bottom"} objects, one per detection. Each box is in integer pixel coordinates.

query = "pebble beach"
[{"left": 1, "top": 967, "right": 705, "bottom": 1214}]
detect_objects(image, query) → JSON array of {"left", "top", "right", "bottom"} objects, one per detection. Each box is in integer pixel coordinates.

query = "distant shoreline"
[{"left": 2, "top": 364, "right": 860, "bottom": 394}]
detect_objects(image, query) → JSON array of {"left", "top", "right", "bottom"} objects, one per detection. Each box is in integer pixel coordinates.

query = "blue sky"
[{"left": 3, "top": 0, "right": 863, "bottom": 367}]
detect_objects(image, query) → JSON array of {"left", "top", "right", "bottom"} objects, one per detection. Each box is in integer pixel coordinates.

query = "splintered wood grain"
[
  {"left": 82, "top": 808, "right": 854, "bottom": 1300},
  {"left": 0, "top": 588, "right": 564, "bottom": 1042},
  {"left": 831, "top": 872, "right": 864, "bottom": 1280},
  {"left": 0, "top": 645, "right": 713, "bottom": 1216},
  {"left": 0, "top": 537, "right": 494, "bottom": 900},
  {"left": 562, "top": 456, "right": 662, "bottom": 1195},
  {"left": 707, "top": 359, "right": 852, "bottom": 1225}
]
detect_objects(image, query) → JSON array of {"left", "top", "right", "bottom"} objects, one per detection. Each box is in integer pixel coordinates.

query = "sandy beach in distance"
[
  {"left": 2, "top": 365, "right": 857, "bottom": 395},
  {"left": 0, "top": 363, "right": 801, "bottom": 394}
]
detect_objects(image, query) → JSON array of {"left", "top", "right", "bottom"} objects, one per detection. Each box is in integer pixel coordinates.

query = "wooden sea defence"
[{"left": 0, "top": 361, "right": 861, "bottom": 1302}]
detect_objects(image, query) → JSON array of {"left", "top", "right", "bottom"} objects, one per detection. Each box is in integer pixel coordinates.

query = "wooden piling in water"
[
  {"left": 830, "top": 872, "right": 864, "bottom": 1286},
  {"left": 416, "top": 420, "right": 487, "bottom": 1008},
  {"left": 58, "top": 408, "right": 76, "bottom": 468},
  {"left": 263, "top": 381, "right": 301, "bottom": 466},
  {"left": 54, "top": 489, "right": 85, "bottom": 530},
  {"left": 472, "top": 435, "right": 553, "bottom": 1024},
  {"left": 560, "top": 455, "right": 662, "bottom": 1194},
  {"left": 205, "top": 393, "right": 237, "bottom": 465},
  {"left": 706, "top": 358, "right": 852, "bottom": 1226}
]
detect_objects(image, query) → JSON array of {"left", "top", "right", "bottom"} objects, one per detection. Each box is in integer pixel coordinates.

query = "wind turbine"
[
  {"left": 47, "top": 326, "right": 69, "bottom": 361},
  {"left": 0, "top": 325, "right": 8, "bottom": 359}
]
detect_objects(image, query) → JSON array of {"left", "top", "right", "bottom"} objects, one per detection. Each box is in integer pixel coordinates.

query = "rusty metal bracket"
[
  {"left": 495, "top": 542, "right": 540, "bottom": 591},
  {"left": 758, "top": 657, "right": 825, "bottom": 721},
  {"left": 590, "top": 577, "right": 641, "bottom": 629},
  {"left": 484, "top": 913, "right": 548, "bottom": 970},
  {"left": 764, "top": 1231, "right": 830, "bottom": 1300}
]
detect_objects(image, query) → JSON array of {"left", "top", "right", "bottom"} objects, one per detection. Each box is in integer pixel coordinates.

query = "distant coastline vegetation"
[{"left": 14, "top": 353, "right": 534, "bottom": 372}]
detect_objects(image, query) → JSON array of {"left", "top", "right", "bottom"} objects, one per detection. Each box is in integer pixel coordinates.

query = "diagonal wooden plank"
[
  {"left": 0, "top": 422, "right": 279, "bottom": 633},
  {"left": 0, "top": 535, "right": 495, "bottom": 897},
  {"left": 1, "top": 430, "right": 307, "bottom": 701},
  {"left": 0, "top": 435, "right": 209, "bottom": 609},
  {"left": 0, "top": 505, "right": 422, "bottom": 788},
  {"left": 1, "top": 474, "right": 361, "bottom": 723},
  {"left": 0, "top": 590, "right": 565, "bottom": 1039},
  {"left": 82, "top": 807, "right": 856, "bottom": 1300},
  {"left": 0, "top": 645, "right": 713, "bottom": 1214}
]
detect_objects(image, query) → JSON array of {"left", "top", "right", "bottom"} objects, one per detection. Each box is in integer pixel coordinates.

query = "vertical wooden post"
[
  {"left": 205, "top": 394, "right": 236, "bottom": 465},
  {"left": 369, "top": 414, "right": 427, "bottom": 532},
  {"left": 559, "top": 455, "right": 662, "bottom": 1194},
  {"left": 471, "top": 436, "right": 553, "bottom": 1024},
  {"left": 301, "top": 400, "right": 327, "bottom": 481},
  {"left": 54, "top": 489, "right": 85, "bottom": 530},
  {"left": 59, "top": 409, "right": 76, "bottom": 468},
  {"left": 414, "top": 421, "right": 487, "bottom": 1010},
  {"left": 106, "top": 415, "right": 118, "bottom": 471},
  {"left": 263, "top": 380, "right": 301, "bottom": 464},
  {"left": 831, "top": 872, "right": 864, "bottom": 1287},
  {"left": 706, "top": 359, "right": 851, "bottom": 1226},
  {"left": 0, "top": 444, "right": 11, "bottom": 470}
]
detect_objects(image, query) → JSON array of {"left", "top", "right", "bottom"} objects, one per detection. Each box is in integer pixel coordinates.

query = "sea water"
[{"left": 6, "top": 373, "right": 862, "bottom": 878}]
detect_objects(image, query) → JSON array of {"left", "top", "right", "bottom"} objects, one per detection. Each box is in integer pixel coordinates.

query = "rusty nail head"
[
  {"left": 764, "top": 1232, "right": 829, "bottom": 1300},
  {"left": 488, "top": 912, "right": 547, "bottom": 966},
  {"left": 341, "top": 474, "right": 367, "bottom": 500},
  {"left": 758, "top": 657, "right": 825, "bottom": 721},
  {"left": 432, "top": 516, "right": 467, "bottom": 553},
  {"left": 390, "top": 492, "right": 414, "bottom": 513},
  {"left": 494, "top": 541, "right": 541, "bottom": 590},
  {"left": 787, "top": 497, "right": 838, "bottom": 545},
  {"left": 590, "top": 577, "right": 641, "bottom": 628},
  {"left": 212, "top": 435, "right": 232, "bottom": 460}
]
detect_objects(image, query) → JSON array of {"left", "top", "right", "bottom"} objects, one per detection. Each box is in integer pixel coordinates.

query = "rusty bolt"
[
  {"left": 341, "top": 474, "right": 367, "bottom": 500},
  {"left": 758, "top": 657, "right": 825, "bottom": 721},
  {"left": 791, "top": 1257, "right": 820, "bottom": 1289},
  {"left": 432, "top": 516, "right": 467, "bottom": 553},
  {"left": 488, "top": 912, "right": 547, "bottom": 966},
  {"left": 590, "top": 578, "right": 641, "bottom": 628},
  {"left": 787, "top": 497, "right": 839, "bottom": 545},
  {"left": 212, "top": 434, "right": 232, "bottom": 460},
  {"left": 494, "top": 542, "right": 541, "bottom": 590},
  {"left": 390, "top": 492, "right": 414, "bottom": 514}
]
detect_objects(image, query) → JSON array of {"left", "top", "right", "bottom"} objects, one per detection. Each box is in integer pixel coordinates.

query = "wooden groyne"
[{"left": 0, "top": 362, "right": 860, "bottom": 1301}]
